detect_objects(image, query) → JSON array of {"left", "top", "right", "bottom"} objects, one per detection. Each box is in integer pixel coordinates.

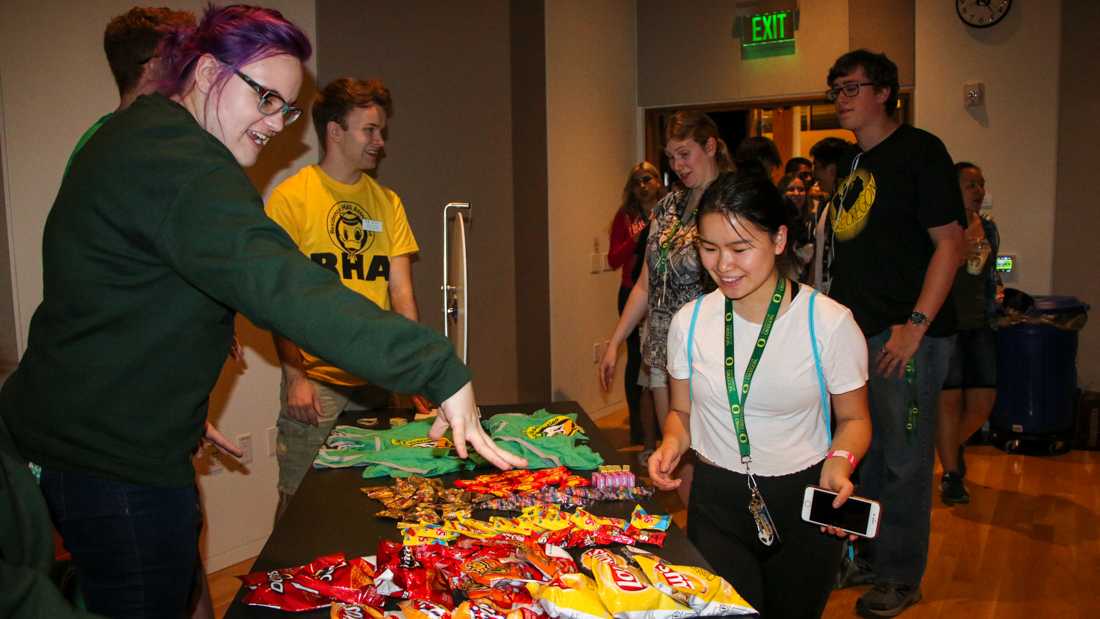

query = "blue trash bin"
[{"left": 990, "top": 295, "right": 1089, "bottom": 454}]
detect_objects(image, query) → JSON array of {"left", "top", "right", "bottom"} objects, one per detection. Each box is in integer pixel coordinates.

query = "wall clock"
[{"left": 957, "top": 0, "right": 1012, "bottom": 28}]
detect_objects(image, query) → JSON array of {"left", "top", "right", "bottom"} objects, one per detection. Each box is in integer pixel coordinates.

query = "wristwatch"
[{"left": 907, "top": 311, "right": 928, "bottom": 327}]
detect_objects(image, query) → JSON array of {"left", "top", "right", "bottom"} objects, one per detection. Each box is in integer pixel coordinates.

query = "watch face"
[{"left": 957, "top": 0, "right": 1012, "bottom": 28}]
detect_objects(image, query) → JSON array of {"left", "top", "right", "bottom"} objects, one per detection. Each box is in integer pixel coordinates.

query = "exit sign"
[{"left": 737, "top": 9, "right": 797, "bottom": 60}]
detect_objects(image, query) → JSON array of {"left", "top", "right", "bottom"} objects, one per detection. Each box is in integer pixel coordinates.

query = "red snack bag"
[
  {"left": 239, "top": 564, "right": 330, "bottom": 612},
  {"left": 330, "top": 602, "right": 386, "bottom": 619},
  {"left": 401, "top": 598, "right": 453, "bottom": 619},
  {"left": 375, "top": 540, "right": 454, "bottom": 608},
  {"left": 623, "top": 528, "right": 667, "bottom": 548}
]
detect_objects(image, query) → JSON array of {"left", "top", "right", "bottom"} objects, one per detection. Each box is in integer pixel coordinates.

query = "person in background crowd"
[
  {"left": 66, "top": 6, "right": 197, "bottom": 172},
  {"left": 807, "top": 137, "right": 859, "bottom": 293},
  {"left": 936, "top": 162, "right": 1001, "bottom": 505},
  {"left": 608, "top": 162, "right": 665, "bottom": 453},
  {"left": 825, "top": 50, "right": 965, "bottom": 617},
  {"left": 265, "top": 77, "right": 427, "bottom": 522},
  {"left": 0, "top": 6, "right": 523, "bottom": 617},
  {"left": 777, "top": 172, "right": 815, "bottom": 280},
  {"left": 650, "top": 171, "right": 871, "bottom": 618},
  {"left": 599, "top": 111, "right": 734, "bottom": 504},
  {"left": 785, "top": 156, "right": 815, "bottom": 190},
  {"left": 735, "top": 135, "right": 782, "bottom": 182}
]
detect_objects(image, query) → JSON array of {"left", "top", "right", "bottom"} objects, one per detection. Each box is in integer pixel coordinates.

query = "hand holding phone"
[{"left": 801, "top": 485, "right": 881, "bottom": 539}]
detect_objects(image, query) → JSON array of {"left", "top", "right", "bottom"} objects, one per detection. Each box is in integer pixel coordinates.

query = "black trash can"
[{"left": 989, "top": 294, "right": 1090, "bottom": 454}]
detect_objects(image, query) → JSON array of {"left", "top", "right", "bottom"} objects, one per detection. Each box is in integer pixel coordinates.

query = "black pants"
[
  {"left": 688, "top": 458, "right": 843, "bottom": 618},
  {"left": 618, "top": 285, "right": 643, "bottom": 444}
]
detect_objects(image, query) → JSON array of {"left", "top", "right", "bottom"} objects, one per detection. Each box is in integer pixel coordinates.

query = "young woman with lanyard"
[
  {"left": 598, "top": 111, "right": 734, "bottom": 496},
  {"left": 649, "top": 171, "right": 872, "bottom": 618}
]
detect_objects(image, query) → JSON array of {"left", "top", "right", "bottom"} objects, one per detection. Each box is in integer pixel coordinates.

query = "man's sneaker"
[
  {"left": 856, "top": 583, "right": 922, "bottom": 617},
  {"left": 941, "top": 471, "right": 970, "bottom": 505},
  {"left": 835, "top": 554, "right": 875, "bottom": 589}
]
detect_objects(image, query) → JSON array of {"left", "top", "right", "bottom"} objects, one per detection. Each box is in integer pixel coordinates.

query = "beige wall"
[
  {"left": 1053, "top": 0, "right": 1099, "bottom": 390},
  {"left": 914, "top": 0, "right": 1060, "bottom": 296},
  {"left": 315, "top": 0, "right": 520, "bottom": 404},
  {"left": 0, "top": 98, "right": 14, "bottom": 368},
  {"left": 546, "top": 1, "right": 638, "bottom": 415},
  {"left": 0, "top": 0, "right": 318, "bottom": 572},
  {"left": 637, "top": 0, "right": 850, "bottom": 108}
]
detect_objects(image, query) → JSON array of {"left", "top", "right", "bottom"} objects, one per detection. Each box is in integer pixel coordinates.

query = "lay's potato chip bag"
[{"left": 621, "top": 546, "right": 755, "bottom": 616}]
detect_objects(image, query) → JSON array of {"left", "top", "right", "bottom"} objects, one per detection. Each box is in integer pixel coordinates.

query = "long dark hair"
[{"left": 699, "top": 171, "right": 798, "bottom": 278}]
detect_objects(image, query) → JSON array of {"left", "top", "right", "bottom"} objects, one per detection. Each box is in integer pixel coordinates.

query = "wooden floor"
[{"left": 209, "top": 406, "right": 1100, "bottom": 618}]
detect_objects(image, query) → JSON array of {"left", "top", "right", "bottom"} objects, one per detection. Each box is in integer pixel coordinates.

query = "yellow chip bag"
[
  {"left": 579, "top": 548, "right": 692, "bottom": 618},
  {"left": 526, "top": 573, "right": 607, "bottom": 619},
  {"left": 623, "top": 547, "right": 756, "bottom": 616},
  {"left": 400, "top": 598, "right": 453, "bottom": 619}
]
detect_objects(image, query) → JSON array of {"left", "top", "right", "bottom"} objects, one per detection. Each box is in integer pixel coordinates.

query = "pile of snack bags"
[
  {"left": 240, "top": 543, "right": 756, "bottom": 618},
  {"left": 240, "top": 499, "right": 756, "bottom": 617},
  {"left": 362, "top": 469, "right": 653, "bottom": 523}
]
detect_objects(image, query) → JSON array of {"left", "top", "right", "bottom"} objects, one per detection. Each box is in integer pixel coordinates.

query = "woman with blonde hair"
[
  {"left": 608, "top": 161, "right": 665, "bottom": 451},
  {"left": 599, "top": 111, "right": 733, "bottom": 494}
]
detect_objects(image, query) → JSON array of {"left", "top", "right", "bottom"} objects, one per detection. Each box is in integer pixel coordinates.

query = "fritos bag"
[{"left": 622, "top": 546, "right": 756, "bottom": 616}]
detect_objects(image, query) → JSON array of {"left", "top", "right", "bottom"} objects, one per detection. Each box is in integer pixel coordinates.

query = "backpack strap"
[
  {"left": 809, "top": 290, "right": 831, "bottom": 438},
  {"left": 686, "top": 294, "right": 705, "bottom": 403}
]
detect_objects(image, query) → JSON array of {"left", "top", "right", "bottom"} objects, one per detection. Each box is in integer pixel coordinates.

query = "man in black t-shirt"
[{"left": 825, "top": 50, "right": 966, "bottom": 618}]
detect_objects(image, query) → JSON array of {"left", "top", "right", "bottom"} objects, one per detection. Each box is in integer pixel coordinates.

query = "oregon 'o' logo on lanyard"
[
  {"left": 327, "top": 201, "right": 376, "bottom": 255},
  {"left": 831, "top": 169, "right": 876, "bottom": 242}
]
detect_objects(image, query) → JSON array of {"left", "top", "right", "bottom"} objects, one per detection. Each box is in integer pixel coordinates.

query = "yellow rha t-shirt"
[{"left": 265, "top": 165, "right": 419, "bottom": 386}]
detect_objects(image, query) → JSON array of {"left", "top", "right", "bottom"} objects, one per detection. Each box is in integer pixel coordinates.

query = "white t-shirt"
[{"left": 667, "top": 286, "right": 867, "bottom": 477}]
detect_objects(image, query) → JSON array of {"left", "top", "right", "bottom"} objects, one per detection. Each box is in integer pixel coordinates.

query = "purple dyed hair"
[{"left": 158, "top": 3, "right": 312, "bottom": 98}]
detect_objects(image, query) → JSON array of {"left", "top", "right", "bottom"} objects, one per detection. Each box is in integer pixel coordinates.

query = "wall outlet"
[
  {"left": 593, "top": 339, "right": 610, "bottom": 363},
  {"left": 600, "top": 252, "right": 612, "bottom": 272},
  {"left": 267, "top": 426, "right": 278, "bottom": 457},
  {"left": 237, "top": 433, "right": 253, "bottom": 465},
  {"left": 590, "top": 253, "right": 602, "bottom": 274}
]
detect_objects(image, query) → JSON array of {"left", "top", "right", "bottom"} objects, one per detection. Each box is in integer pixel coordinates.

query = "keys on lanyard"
[
  {"left": 747, "top": 471, "right": 779, "bottom": 546},
  {"left": 725, "top": 277, "right": 787, "bottom": 547}
]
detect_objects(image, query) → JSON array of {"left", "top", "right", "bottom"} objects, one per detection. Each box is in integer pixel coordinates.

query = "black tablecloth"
[{"left": 224, "top": 401, "right": 715, "bottom": 618}]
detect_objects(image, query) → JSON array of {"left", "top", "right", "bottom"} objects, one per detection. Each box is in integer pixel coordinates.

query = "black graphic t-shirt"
[{"left": 829, "top": 124, "right": 966, "bottom": 338}]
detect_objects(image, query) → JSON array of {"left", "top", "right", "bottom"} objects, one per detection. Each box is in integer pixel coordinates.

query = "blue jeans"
[
  {"left": 858, "top": 331, "right": 954, "bottom": 587},
  {"left": 39, "top": 468, "right": 201, "bottom": 618}
]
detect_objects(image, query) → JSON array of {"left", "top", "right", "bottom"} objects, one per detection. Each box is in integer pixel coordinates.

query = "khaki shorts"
[{"left": 276, "top": 376, "right": 388, "bottom": 496}]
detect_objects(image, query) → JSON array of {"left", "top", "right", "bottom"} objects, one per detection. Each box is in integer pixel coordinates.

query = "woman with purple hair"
[{"left": 0, "top": 6, "right": 522, "bottom": 617}]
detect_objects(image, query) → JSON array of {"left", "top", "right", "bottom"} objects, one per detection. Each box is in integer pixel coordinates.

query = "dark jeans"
[
  {"left": 688, "top": 458, "right": 843, "bottom": 618},
  {"left": 857, "top": 331, "right": 954, "bottom": 587},
  {"left": 618, "top": 285, "right": 643, "bottom": 445},
  {"left": 39, "top": 468, "right": 201, "bottom": 618}
]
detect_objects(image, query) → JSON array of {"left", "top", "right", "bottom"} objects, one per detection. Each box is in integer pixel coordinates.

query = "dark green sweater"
[
  {"left": 0, "top": 416, "right": 105, "bottom": 618},
  {"left": 0, "top": 94, "right": 470, "bottom": 487}
]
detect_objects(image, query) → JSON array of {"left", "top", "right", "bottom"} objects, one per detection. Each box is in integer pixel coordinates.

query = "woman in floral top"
[{"left": 599, "top": 111, "right": 734, "bottom": 496}]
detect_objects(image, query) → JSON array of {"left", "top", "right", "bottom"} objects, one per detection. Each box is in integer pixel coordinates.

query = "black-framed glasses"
[
  {"left": 234, "top": 70, "right": 302, "bottom": 125},
  {"left": 825, "top": 81, "right": 876, "bottom": 102}
]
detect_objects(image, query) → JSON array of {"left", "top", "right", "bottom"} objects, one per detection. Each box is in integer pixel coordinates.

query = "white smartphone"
[{"left": 801, "top": 485, "right": 881, "bottom": 538}]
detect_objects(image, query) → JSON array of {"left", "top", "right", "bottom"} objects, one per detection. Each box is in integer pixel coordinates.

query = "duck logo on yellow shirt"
[
  {"left": 327, "top": 201, "right": 376, "bottom": 254},
  {"left": 830, "top": 169, "right": 876, "bottom": 242}
]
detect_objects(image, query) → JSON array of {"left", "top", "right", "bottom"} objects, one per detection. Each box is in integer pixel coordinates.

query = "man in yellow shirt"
[{"left": 265, "top": 78, "right": 421, "bottom": 518}]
